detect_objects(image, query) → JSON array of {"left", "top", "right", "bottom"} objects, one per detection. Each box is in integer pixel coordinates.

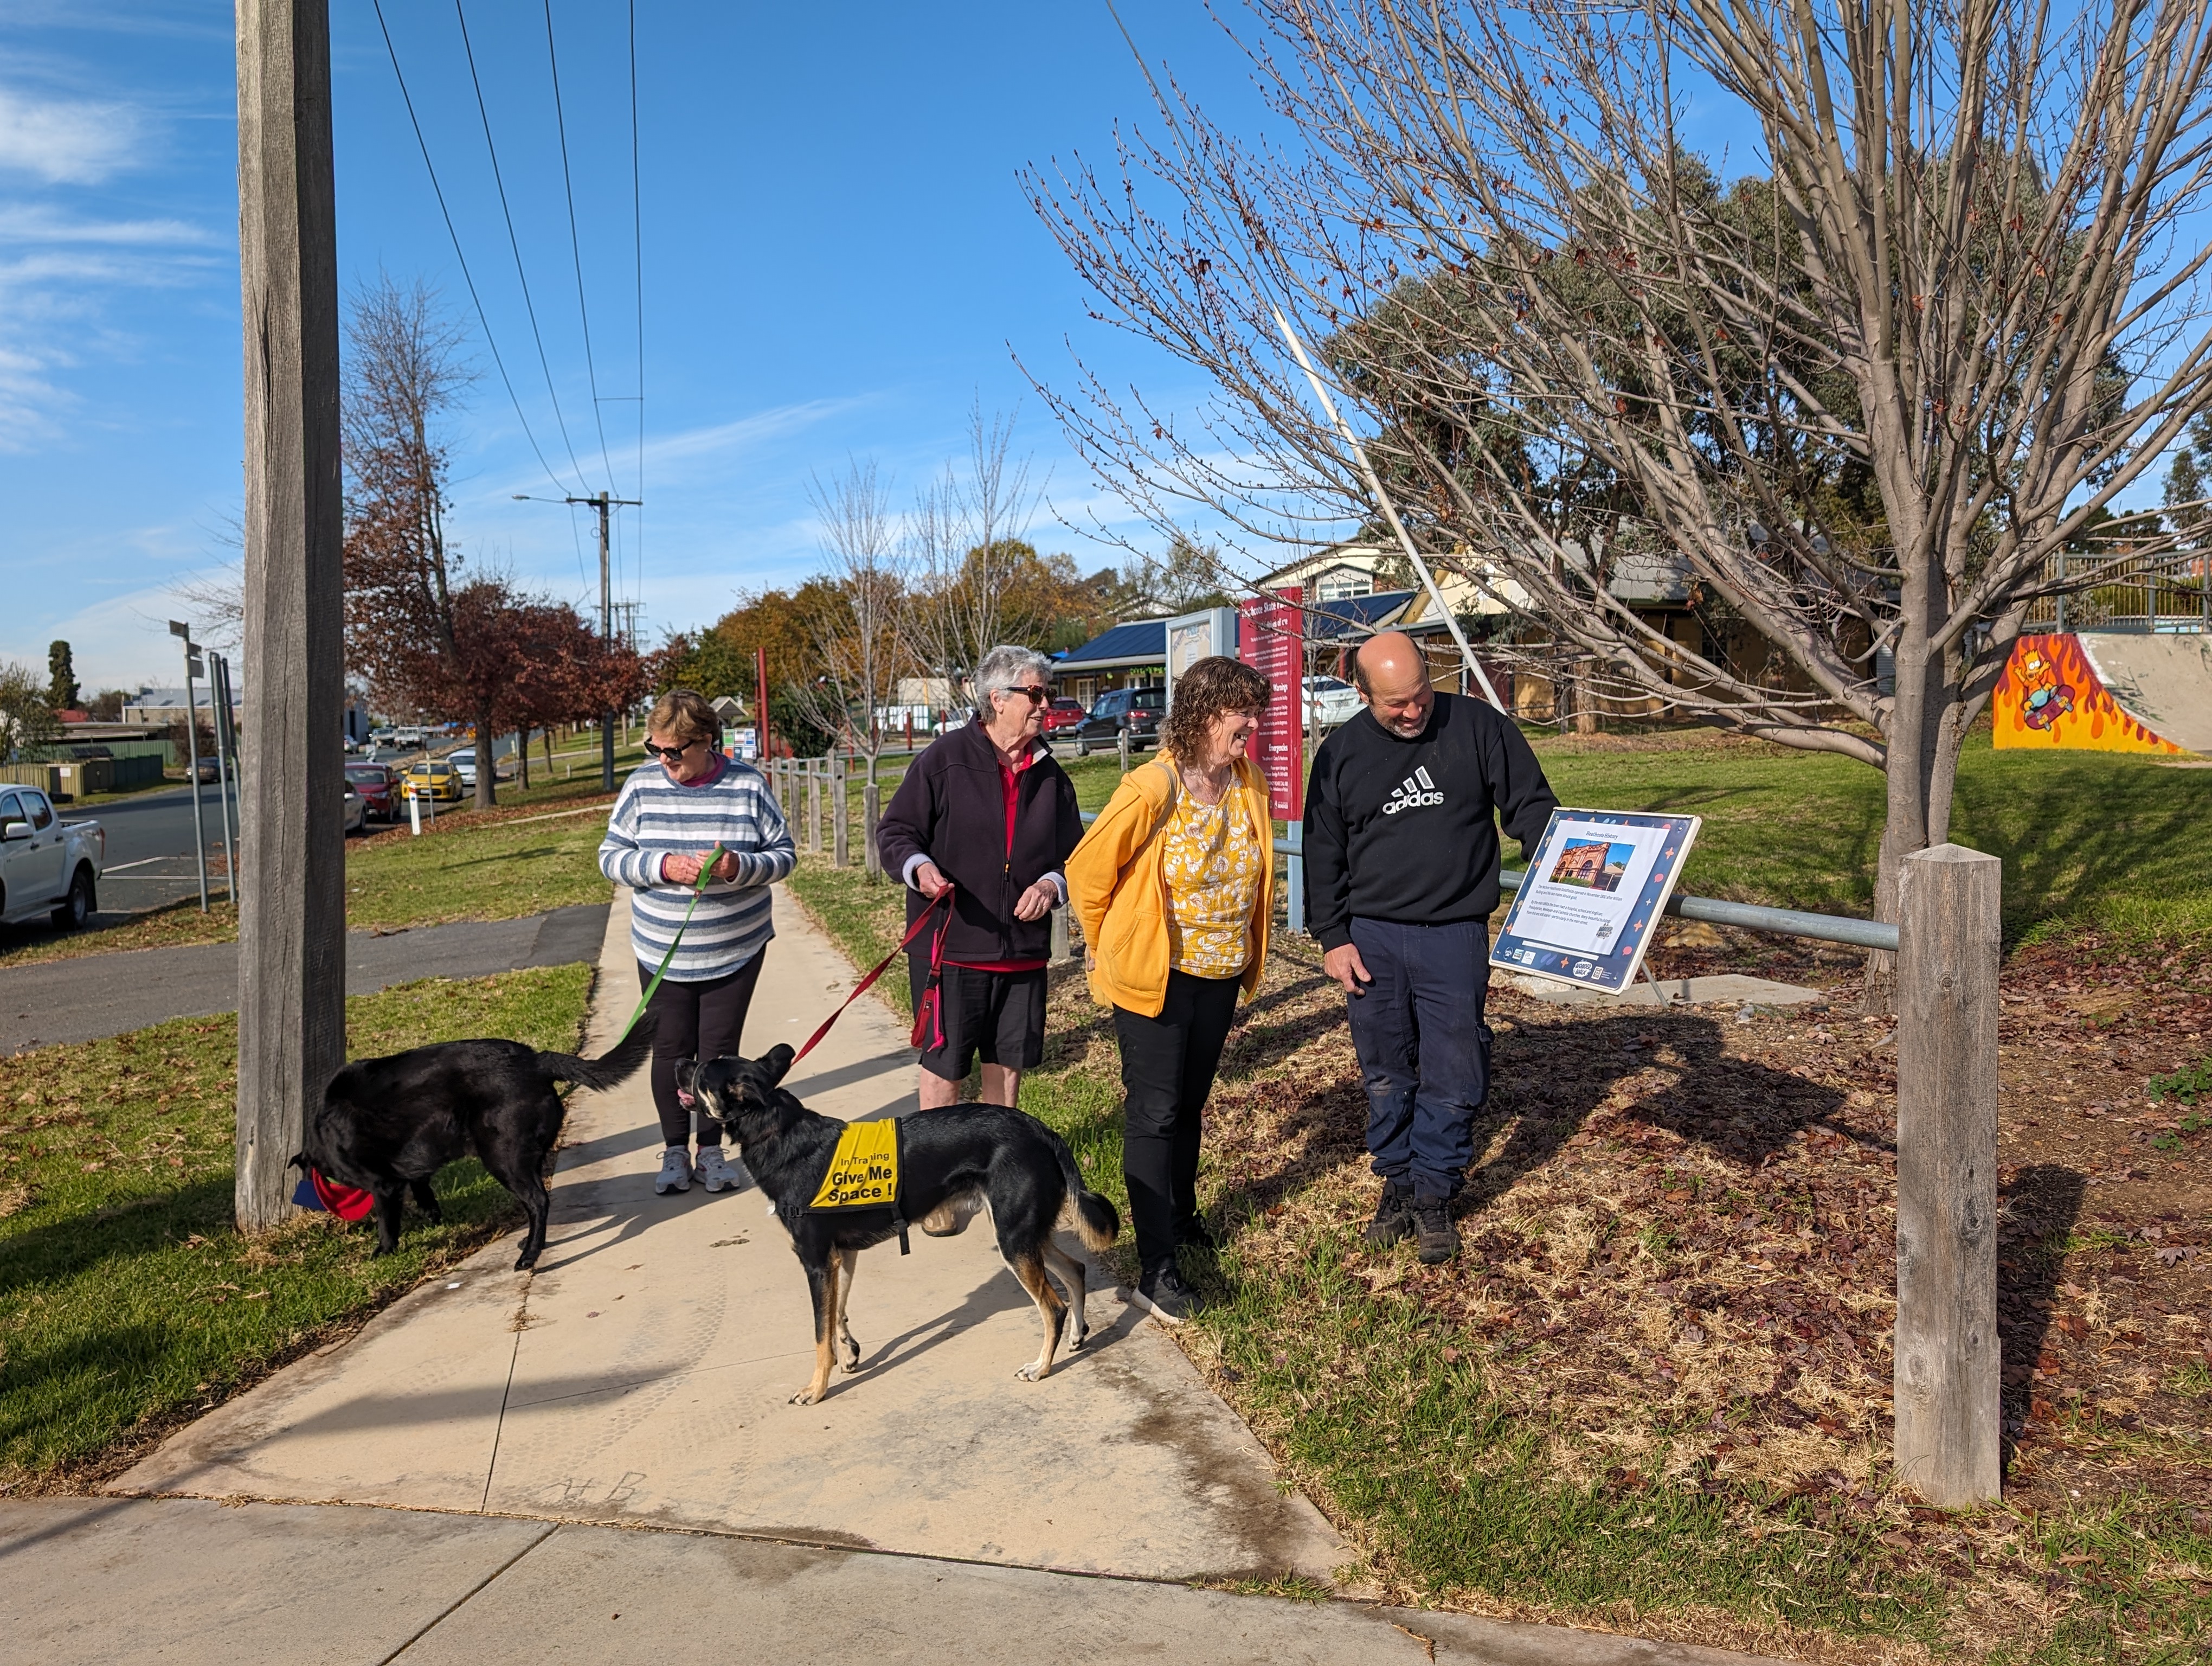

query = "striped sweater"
[{"left": 597, "top": 756, "right": 796, "bottom": 980}]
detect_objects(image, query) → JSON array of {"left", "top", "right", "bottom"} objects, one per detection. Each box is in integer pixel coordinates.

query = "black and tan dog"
[
  {"left": 295, "top": 1023, "right": 654, "bottom": 1271},
  {"left": 678, "top": 1044, "right": 1120, "bottom": 1404}
]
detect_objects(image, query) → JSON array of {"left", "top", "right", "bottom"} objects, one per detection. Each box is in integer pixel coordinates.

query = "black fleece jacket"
[
  {"left": 1302, "top": 693, "right": 1559, "bottom": 952},
  {"left": 876, "top": 719, "right": 1083, "bottom": 965}
]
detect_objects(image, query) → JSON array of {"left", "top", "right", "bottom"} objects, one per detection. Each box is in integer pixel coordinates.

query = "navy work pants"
[{"left": 1343, "top": 917, "right": 1491, "bottom": 1201}]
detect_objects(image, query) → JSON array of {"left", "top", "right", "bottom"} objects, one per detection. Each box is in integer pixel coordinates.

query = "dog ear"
[{"left": 762, "top": 1043, "right": 795, "bottom": 1085}]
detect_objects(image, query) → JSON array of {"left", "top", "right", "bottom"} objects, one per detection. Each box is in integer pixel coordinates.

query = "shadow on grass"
[
  {"left": 1996, "top": 1163, "right": 2089, "bottom": 1469},
  {"left": 1952, "top": 754, "right": 2212, "bottom": 943}
]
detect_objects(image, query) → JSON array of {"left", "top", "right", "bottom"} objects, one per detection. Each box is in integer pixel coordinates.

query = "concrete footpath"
[
  {"left": 0, "top": 1495, "right": 1774, "bottom": 1666},
  {"left": 9, "top": 884, "right": 1777, "bottom": 1665},
  {"left": 0, "top": 902, "right": 609, "bottom": 1053}
]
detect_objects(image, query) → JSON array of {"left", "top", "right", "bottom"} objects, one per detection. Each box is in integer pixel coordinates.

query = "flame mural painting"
[{"left": 1992, "top": 634, "right": 2183, "bottom": 754}]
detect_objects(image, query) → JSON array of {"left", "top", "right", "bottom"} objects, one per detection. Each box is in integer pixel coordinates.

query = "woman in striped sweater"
[{"left": 598, "top": 688, "right": 796, "bottom": 1195}]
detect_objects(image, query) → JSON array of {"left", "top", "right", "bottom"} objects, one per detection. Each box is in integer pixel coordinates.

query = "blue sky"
[{"left": 0, "top": 0, "right": 1256, "bottom": 691}]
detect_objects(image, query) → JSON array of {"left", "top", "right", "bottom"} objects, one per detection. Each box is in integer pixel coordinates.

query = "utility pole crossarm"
[{"left": 512, "top": 491, "right": 641, "bottom": 793}]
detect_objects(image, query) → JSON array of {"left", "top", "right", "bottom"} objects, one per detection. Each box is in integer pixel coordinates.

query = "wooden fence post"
[
  {"left": 235, "top": 0, "right": 345, "bottom": 1232},
  {"left": 807, "top": 759, "right": 822, "bottom": 855},
  {"left": 832, "top": 755, "right": 849, "bottom": 868},
  {"left": 1118, "top": 725, "right": 1130, "bottom": 774},
  {"left": 1893, "top": 843, "right": 2003, "bottom": 1508},
  {"left": 1049, "top": 905, "right": 1071, "bottom": 963},
  {"left": 862, "top": 781, "right": 882, "bottom": 879}
]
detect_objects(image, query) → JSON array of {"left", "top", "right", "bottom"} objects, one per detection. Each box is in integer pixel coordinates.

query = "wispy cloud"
[
  {"left": 0, "top": 85, "right": 144, "bottom": 184},
  {"left": 0, "top": 202, "right": 214, "bottom": 245}
]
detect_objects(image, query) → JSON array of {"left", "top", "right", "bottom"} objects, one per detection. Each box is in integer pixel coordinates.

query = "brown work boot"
[
  {"left": 1364, "top": 1179, "right": 1414, "bottom": 1247},
  {"left": 1411, "top": 1194, "right": 1459, "bottom": 1265}
]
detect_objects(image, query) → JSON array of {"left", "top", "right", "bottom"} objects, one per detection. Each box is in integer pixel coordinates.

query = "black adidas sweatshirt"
[{"left": 1302, "top": 693, "right": 1559, "bottom": 952}]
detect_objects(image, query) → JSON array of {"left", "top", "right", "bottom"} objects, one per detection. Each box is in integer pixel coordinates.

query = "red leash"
[{"left": 792, "top": 887, "right": 953, "bottom": 1063}]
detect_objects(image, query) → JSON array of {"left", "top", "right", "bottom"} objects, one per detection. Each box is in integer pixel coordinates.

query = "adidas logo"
[{"left": 1382, "top": 766, "right": 1444, "bottom": 815}]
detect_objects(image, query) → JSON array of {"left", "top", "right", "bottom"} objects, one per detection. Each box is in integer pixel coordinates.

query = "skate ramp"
[
  {"left": 2076, "top": 631, "right": 2212, "bottom": 753},
  {"left": 1992, "top": 632, "right": 2195, "bottom": 754}
]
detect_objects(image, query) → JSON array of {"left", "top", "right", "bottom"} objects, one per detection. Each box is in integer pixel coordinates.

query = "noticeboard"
[
  {"left": 1237, "top": 588, "right": 1303, "bottom": 818},
  {"left": 1489, "top": 809, "right": 1701, "bottom": 994}
]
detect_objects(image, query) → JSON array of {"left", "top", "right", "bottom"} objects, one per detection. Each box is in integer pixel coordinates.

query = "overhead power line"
[
  {"left": 370, "top": 0, "right": 574, "bottom": 499},
  {"left": 629, "top": 0, "right": 647, "bottom": 579},
  {"left": 543, "top": 0, "right": 616, "bottom": 494},
  {"left": 453, "top": 0, "right": 591, "bottom": 493}
]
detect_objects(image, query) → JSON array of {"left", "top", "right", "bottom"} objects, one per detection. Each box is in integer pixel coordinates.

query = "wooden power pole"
[{"left": 235, "top": 0, "right": 345, "bottom": 1231}]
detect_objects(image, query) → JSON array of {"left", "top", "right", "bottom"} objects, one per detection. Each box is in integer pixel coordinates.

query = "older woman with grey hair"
[{"left": 877, "top": 644, "right": 1083, "bottom": 1107}]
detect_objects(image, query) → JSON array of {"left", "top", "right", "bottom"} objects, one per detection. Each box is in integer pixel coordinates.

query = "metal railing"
[{"left": 1073, "top": 808, "right": 1899, "bottom": 952}]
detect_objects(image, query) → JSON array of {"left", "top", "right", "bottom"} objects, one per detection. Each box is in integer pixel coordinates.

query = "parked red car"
[
  {"left": 1040, "top": 697, "right": 1088, "bottom": 736},
  {"left": 343, "top": 762, "right": 398, "bottom": 821}
]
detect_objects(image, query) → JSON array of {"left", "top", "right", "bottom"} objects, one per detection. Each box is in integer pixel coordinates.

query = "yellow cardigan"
[{"left": 1065, "top": 753, "right": 1274, "bottom": 1017}]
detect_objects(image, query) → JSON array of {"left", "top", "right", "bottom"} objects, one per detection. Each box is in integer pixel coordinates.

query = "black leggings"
[
  {"left": 1113, "top": 969, "right": 1242, "bottom": 1274},
  {"left": 638, "top": 953, "right": 766, "bottom": 1148}
]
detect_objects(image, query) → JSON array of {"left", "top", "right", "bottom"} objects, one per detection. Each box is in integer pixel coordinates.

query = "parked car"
[
  {"left": 1300, "top": 674, "right": 1364, "bottom": 728},
  {"left": 341, "top": 778, "right": 366, "bottom": 836},
  {"left": 445, "top": 747, "right": 511, "bottom": 789},
  {"left": 392, "top": 726, "right": 427, "bottom": 748},
  {"left": 344, "top": 762, "right": 398, "bottom": 821},
  {"left": 1040, "top": 697, "right": 1087, "bottom": 736},
  {"left": 368, "top": 728, "right": 397, "bottom": 749},
  {"left": 0, "top": 786, "right": 104, "bottom": 930},
  {"left": 1074, "top": 685, "right": 1165, "bottom": 755},
  {"left": 401, "top": 759, "right": 464, "bottom": 803}
]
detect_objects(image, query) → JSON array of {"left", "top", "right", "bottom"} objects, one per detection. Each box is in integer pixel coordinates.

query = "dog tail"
[
  {"left": 538, "top": 1017, "right": 655, "bottom": 1093},
  {"left": 1045, "top": 1125, "right": 1120, "bottom": 1253}
]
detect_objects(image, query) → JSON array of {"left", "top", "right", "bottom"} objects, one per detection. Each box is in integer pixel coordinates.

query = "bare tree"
[
  {"left": 901, "top": 401, "right": 1049, "bottom": 691},
  {"left": 1028, "top": 0, "right": 2212, "bottom": 1004},
  {"left": 787, "top": 459, "right": 911, "bottom": 784}
]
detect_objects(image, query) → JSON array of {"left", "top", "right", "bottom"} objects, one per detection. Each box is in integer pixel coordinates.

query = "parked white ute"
[{"left": 0, "top": 786, "right": 104, "bottom": 930}]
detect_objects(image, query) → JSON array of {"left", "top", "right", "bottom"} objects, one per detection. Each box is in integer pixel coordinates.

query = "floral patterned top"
[{"left": 1160, "top": 779, "right": 1264, "bottom": 979}]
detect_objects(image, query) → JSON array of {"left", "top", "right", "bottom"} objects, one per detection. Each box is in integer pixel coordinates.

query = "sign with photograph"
[
  {"left": 1166, "top": 606, "right": 1239, "bottom": 694},
  {"left": 1489, "top": 809, "right": 1701, "bottom": 994},
  {"left": 1237, "top": 587, "right": 1304, "bottom": 818}
]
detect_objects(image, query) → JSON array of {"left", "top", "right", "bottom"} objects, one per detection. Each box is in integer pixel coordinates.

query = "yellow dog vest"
[{"left": 807, "top": 1119, "right": 910, "bottom": 1251}]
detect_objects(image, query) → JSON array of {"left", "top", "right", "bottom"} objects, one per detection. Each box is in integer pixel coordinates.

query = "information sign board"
[
  {"left": 1489, "top": 809, "right": 1701, "bottom": 994},
  {"left": 1238, "top": 587, "right": 1304, "bottom": 818}
]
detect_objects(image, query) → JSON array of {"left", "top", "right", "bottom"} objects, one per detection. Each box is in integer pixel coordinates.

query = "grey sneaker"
[
  {"left": 693, "top": 1145, "right": 748, "bottom": 1193},
  {"left": 653, "top": 1146, "right": 693, "bottom": 1194},
  {"left": 1134, "top": 1265, "right": 1203, "bottom": 1325}
]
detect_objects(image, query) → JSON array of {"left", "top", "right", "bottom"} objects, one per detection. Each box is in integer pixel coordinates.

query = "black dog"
[
  {"left": 295, "top": 1023, "right": 654, "bottom": 1271},
  {"left": 679, "top": 1044, "right": 1120, "bottom": 1404}
]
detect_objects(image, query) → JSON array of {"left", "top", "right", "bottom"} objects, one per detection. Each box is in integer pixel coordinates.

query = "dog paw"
[
  {"left": 1014, "top": 1361, "right": 1047, "bottom": 1382},
  {"left": 1068, "top": 1329, "right": 1089, "bottom": 1351},
  {"left": 838, "top": 1341, "right": 862, "bottom": 1373},
  {"left": 788, "top": 1386, "right": 821, "bottom": 1405}
]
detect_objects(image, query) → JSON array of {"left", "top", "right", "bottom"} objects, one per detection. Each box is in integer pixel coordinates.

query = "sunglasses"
[
  {"left": 999, "top": 684, "right": 1052, "bottom": 705},
  {"left": 644, "top": 738, "right": 705, "bottom": 761}
]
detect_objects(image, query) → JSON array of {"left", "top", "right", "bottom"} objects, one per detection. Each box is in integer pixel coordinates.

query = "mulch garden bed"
[{"left": 1039, "top": 921, "right": 2209, "bottom": 1656}]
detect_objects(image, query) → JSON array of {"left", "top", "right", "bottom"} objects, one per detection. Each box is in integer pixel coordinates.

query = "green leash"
[{"left": 613, "top": 843, "right": 728, "bottom": 1045}]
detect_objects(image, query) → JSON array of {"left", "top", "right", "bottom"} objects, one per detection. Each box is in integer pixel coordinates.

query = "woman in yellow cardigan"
[{"left": 1066, "top": 655, "right": 1274, "bottom": 1323}]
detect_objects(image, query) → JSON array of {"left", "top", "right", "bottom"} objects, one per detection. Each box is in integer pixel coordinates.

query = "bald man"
[{"left": 1302, "top": 632, "right": 1557, "bottom": 1264}]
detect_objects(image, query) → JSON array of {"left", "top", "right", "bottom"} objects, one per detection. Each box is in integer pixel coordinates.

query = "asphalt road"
[
  {"left": 77, "top": 782, "right": 236, "bottom": 915},
  {"left": 0, "top": 901, "right": 609, "bottom": 1054},
  {"left": 73, "top": 735, "right": 495, "bottom": 918}
]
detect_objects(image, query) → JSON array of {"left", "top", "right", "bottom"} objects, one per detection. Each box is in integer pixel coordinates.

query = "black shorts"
[{"left": 911, "top": 959, "right": 1047, "bottom": 1082}]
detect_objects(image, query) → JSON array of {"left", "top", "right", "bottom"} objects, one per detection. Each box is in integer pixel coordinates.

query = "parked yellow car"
[{"left": 401, "top": 759, "right": 464, "bottom": 803}]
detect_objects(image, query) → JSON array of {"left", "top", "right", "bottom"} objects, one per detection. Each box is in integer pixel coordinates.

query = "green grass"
[
  {"left": 816, "top": 731, "right": 2212, "bottom": 947},
  {"left": 0, "top": 963, "right": 594, "bottom": 1488},
  {"left": 343, "top": 803, "right": 615, "bottom": 928}
]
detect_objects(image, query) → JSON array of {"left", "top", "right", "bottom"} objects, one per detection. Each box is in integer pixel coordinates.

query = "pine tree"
[{"left": 47, "top": 640, "right": 78, "bottom": 711}]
